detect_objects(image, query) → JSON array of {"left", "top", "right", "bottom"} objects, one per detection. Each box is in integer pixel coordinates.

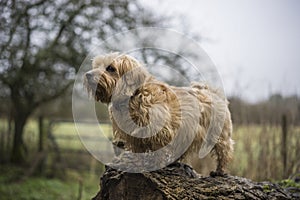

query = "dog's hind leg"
[{"left": 210, "top": 136, "right": 234, "bottom": 177}]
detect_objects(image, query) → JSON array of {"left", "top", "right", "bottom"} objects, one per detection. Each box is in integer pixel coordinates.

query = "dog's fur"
[{"left": 84, "top": 52, "right": 234, "bottom": 174}]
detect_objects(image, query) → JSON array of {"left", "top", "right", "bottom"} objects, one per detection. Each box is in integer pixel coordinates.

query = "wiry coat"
[{"left": 84, "top": 53, "right": 234, "bottom": 174}]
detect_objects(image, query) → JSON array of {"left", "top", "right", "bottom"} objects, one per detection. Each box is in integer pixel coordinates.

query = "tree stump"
[{"left": 92, "top": 163, "right": 299, "bottom": 200}]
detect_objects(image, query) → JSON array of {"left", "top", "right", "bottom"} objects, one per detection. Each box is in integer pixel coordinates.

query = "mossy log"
[{"left": 92, "top": 163, "right": 299, "bottom": 200}]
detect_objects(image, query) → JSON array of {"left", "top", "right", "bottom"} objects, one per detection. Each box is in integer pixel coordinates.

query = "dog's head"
[{"left": 84, "top": 52, "right": 149, "bottom": 103}]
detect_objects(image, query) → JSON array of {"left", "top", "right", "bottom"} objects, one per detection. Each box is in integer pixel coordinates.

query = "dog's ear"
[{"left": 117, "top": 55, "right": 148, "bottom": 95}]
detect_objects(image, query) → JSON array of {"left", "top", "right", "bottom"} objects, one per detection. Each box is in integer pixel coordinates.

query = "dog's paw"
[
  {"left": 113, "top": 140, "right": 126, "bottom": 156},
  {"left": 210, "top": 170, "right": 227, "bottom": 177},
  {"left": 113, "top": 140, "right": 125, "bottom": 148}
]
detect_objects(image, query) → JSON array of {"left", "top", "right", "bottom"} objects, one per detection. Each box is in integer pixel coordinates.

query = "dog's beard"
[
  {"left": 84, "top": 78, "right": 111, "bottom": 103},
  {"left": 95, "top": 85, "right": 112, "bottom": 103}
]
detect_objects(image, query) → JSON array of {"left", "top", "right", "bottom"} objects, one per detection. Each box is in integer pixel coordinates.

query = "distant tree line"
[
  {"left": 229, "top": 94, "right": 300, "bottom": 125},
  {"left": 1, "top": 92, "right": 299, "bottom": 126}
]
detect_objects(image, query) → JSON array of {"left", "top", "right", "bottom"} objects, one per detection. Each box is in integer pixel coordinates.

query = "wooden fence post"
[
  {"left": 281, "top": 114, "right": 287, "bottom": 179},
  {"left": 38, "top": 116, "right": 46, "bottom": 174},
  {"left": 0, "top": 121, "right": 4, "bottom": 162}
]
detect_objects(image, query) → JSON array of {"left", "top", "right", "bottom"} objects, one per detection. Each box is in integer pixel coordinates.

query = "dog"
[{"left": 84, "top": 52, "right": 234, "bottom": 175}]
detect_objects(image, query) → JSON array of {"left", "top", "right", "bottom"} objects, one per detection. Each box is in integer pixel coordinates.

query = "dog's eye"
[{"left": 106, "top": 65, "right": 115, "bottom": 72}]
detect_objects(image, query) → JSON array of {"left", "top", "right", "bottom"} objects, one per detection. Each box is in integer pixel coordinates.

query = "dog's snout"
[{"left": 85, "top": 72, "right": 93, "bottom": 80}]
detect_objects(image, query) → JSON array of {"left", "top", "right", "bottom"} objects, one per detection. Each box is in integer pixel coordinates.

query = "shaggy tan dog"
[{"left": 84, "top": 52, "right": 234, "bottom": 175}]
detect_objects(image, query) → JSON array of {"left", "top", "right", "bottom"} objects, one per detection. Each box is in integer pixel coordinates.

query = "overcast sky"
[{"left": 140, "top": 0, "right": 300, "bottom": 102}]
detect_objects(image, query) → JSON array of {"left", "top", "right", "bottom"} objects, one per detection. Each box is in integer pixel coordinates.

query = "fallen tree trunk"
[{"left": 92, "top": 163, "right": 299, "bottom": 200}]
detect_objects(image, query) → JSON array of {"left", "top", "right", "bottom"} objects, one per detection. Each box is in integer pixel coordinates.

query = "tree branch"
[
  {"left": 0, "top": 0, "right": 48, "bottom": 55},
  {"left": 21, "top": 10, "right": 31, "bottom": 69},
  {"left": 51, "top": 3, "right": 87, "bottom": 47},
  {"left": 33, "top": 81, "right": 73, "bottom": 108}
]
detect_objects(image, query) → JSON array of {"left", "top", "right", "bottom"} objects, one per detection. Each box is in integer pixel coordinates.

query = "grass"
[
  {"left": 0, "top": 119, "right": 107, "bottom": 200},
  {"left": 0, "top": 119, "right": 113, "bottom": 153},
  {"left": 0, "top": 165, "right": 99, "bottom": 200},
  {"left": 230, "top": 124, "right": 300, "bottom": 181},
  {"left": 52, "top": 121, "right": 113, "bottom": 151}
]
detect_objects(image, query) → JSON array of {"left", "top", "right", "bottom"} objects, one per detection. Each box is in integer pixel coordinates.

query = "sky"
[{"left": 140, "top": 0, "right": 300, "bottom": 102}]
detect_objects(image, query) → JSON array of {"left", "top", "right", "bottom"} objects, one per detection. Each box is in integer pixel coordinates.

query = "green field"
[
  {"left": 52, "top": 121, "right": 113, "bottom": 151},
  {"left": 0, "top": 165, "right": 99, "bottom": 200},
  {"left": 0, "top": 119, "right": 110, "bottom": 200},
  {"left": 231, "top": 124, "right": 299, "bottom": 181}
]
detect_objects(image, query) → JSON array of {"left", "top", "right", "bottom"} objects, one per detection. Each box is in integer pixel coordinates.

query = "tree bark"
[{"left": 93, "top": 163, "right": 299, "bottom": 200}]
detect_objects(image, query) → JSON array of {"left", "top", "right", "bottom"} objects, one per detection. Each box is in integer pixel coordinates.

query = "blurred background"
[{"left": 0, "top": 0, "right": 299, "bottom": 199}]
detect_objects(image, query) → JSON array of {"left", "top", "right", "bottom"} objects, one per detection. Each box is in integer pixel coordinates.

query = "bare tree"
[{"left": 0, "top": 0, "right": 161, "bottom": 163}]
